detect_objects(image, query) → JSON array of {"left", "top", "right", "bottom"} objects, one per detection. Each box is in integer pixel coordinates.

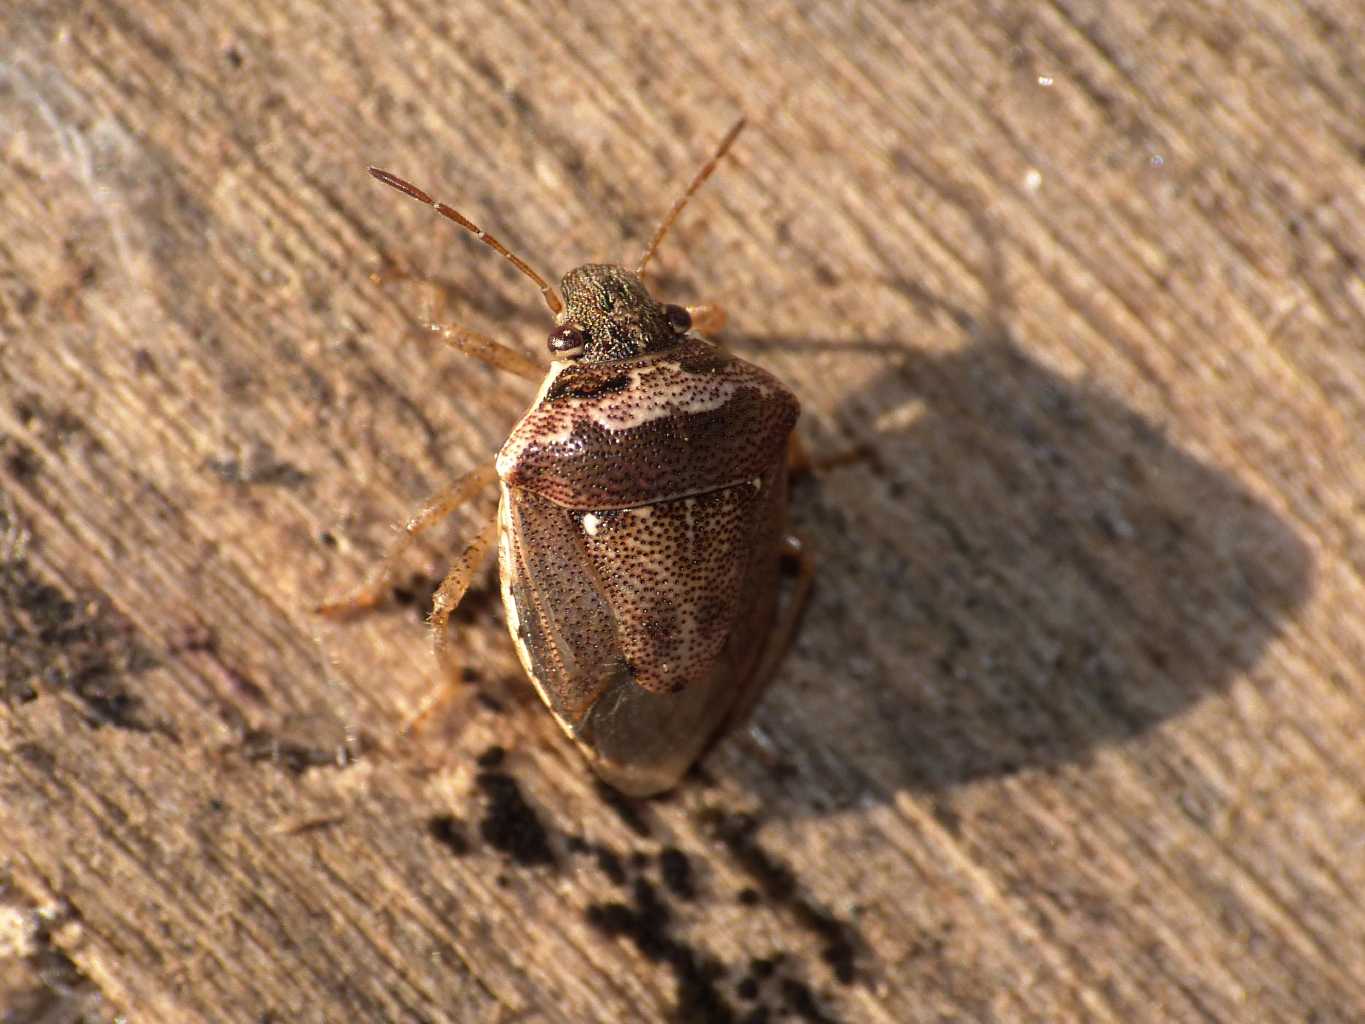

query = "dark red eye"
[
  {"left": 663, "top": 304, "right": 692, "bottom": 332},
  {"left": 548, "top": 325, "right": 587, "bottom": 356}
]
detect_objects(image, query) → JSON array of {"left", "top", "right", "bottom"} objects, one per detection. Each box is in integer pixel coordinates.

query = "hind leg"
[{"left": 722, "top": 532, "right": 816, "bottom": 734}]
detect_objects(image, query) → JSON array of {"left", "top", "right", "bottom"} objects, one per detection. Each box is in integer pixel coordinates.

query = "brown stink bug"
[{"left": 319, "top": 118, "right": 812, "bottom": 795}]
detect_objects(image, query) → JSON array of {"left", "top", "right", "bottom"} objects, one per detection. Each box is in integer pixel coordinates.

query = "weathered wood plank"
[{"left": 3, "top": 1, "right": 1362, "bottom": 1021}]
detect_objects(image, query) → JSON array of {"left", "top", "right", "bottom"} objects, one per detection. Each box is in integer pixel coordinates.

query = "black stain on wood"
[
  {"left": 476, "top": 744, "right": 506, "bottom": 768},
  {"left": 702, "top": 811, "right": 859, "bottom": 986},
  {"left": 594, "top": 779, "right": 654, "bottom": 838},
  {"left": 586, "top": 877, "right": 734, "bottom": 1024},
  {"left": 427, "top": 814, "right": 471, "bottom": 856},
  {"left": 476, "top": 770, "right": 558, "bottom": 867},
  {"left": 1, "top": 499, "right": 159, "bottom": 731},
  {"left": 658, "top": 847, "right": 696, "bottom": 901}
]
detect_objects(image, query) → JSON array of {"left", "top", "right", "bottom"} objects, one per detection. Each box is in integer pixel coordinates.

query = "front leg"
[
  {"left": 371, "top": 259, "right": 545, "bottom": 382},
  {"left": 686, "top": 302, "right": 727, "bottom": 336}
]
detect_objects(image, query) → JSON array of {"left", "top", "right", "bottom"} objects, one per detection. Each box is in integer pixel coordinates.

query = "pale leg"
[
  {"left": 374, "top": 261, "right": 545, "bottom": 381},
  {"left": 429, "top": 516, "right": 499, "bottom": 679},
  {"left": 428, "top": 323, "right": 543, "bottom": 382},
  {"left": 788, "top": 430, "right": 874, "bottom": 478},
  {"left": 686, "top": 303, "right": 727, "bottom": 336},
  {"left": 401, "top": 516, "right": 500, "bottom": 736},
  {"left": 317, "top": 463, "right": 497, "bottom": 618}
]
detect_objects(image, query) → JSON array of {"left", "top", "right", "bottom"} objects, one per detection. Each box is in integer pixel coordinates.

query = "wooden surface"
[{"left": 2, "top": 1, "right": 1363, "bottom": 1021}]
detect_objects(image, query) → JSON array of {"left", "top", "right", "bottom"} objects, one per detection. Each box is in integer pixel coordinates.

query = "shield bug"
[{"left": 319, "top": 118, "right": 811, "bottom": 795}]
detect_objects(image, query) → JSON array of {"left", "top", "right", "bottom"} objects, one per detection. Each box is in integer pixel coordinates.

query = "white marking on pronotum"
[
  {"left": 583, "top": 512, "right": 601, "bottom": 536},
  {"left": 497, "top": 358, "right": 773, "bottom": 474},
  {"left": 587, "top": 363, "right": 750, "bottom": 434}
]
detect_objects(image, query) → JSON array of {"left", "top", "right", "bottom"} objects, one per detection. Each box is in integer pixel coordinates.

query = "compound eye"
[
  {"left": 663, "top": 304, "right": 692, "bottom": 333},
  {"left": 548, "top": 325, "right": 587, "bottom": 357}
]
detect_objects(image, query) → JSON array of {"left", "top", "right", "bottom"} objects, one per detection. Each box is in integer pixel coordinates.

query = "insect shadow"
[{"left": 721, "top": 305, "right": 1313, "bottom": 808}]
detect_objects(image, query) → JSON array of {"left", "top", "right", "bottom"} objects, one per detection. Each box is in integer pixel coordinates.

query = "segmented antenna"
[
  {"left": 368, "top": 167, "right": 563, "bottom": 315},
  {"left": 636, "top": 116, "right": 747, "bottom": 277}
]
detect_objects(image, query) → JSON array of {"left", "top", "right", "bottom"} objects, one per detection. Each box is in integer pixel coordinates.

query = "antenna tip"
[{"left": 368, "top": 168, "right": 433, "bottom": 205}]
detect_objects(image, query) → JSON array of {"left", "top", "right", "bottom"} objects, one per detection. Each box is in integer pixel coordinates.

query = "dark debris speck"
[
  {"left": 205, "top": 447, "right": 308, "bottom": 488},
  {"left": 241, "top": 729, "right": 345, "bottom": 776}
]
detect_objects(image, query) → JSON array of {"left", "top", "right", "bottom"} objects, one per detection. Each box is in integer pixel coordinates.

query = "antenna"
[
  {"left": 636, "top": 116, "right": 746, "bottom": 277},
  {"left": 368, "top": 167, "right": 563, "bottom": 315}
]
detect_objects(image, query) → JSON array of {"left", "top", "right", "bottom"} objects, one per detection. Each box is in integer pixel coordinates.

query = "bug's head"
[
  {"left": 547, "top": 263, "right": 692, "bottom": 364},
  {"left": 368, "top": 118, "right": 743, "bottom": 367}
]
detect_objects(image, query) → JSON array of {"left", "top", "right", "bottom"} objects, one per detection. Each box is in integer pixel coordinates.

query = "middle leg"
[
  {"left": 317, "top": 462, "right": 498, "bottom": 618},
  {"left": 401, "top": 515, "right": 500, "bottom": 737}
]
